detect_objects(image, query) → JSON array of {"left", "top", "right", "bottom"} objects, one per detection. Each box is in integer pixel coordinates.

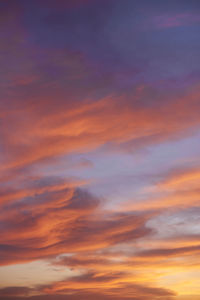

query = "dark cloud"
[
  {"left": 0, "top": 292, "right": 175, "bottom": 300},
  {"left": 0, "top": 286, "right": 32, "bottom": 297},
  {"left": 137, "top": 244, "right": 200, "bottom": 258}
]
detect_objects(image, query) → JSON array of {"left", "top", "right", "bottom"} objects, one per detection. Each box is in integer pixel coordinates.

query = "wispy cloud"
[{"left": 0, "top": 0, "right": 200, "bottom": 299}]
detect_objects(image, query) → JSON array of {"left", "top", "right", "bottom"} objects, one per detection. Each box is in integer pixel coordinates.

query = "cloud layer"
[{"left": 0, "top": 0, "right": 200, "bottom": 299}]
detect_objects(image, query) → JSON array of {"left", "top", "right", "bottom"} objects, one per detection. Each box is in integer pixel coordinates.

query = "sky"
[{"left": 0, "top": 0, "right": 200, "bottom": 299}]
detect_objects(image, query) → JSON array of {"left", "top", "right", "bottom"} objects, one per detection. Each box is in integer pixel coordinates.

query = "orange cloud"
[
  {"left": 126, "top": 165, "right": 200, "bottom": 211},
  {"left": 0, "top": 179, "right": 154, "bottom": 267},
  {"left": 42, "top": 270, "right": 176, "bottom": 299},
  {"left": 0, "top": 1, "right": 200, "bottom": 299},
  {"left": 1, "top": 83, "right": 200, "bottom": 174}
]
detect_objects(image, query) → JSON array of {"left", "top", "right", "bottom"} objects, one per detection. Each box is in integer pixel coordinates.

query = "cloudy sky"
[{"left": 0, "top": 1, "right": 200, "bottom": 299}]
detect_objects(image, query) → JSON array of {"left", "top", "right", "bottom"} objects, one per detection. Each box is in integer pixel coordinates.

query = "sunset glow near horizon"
[{"left": 0, "top": 1, "right": 200, "bottom": 300}]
